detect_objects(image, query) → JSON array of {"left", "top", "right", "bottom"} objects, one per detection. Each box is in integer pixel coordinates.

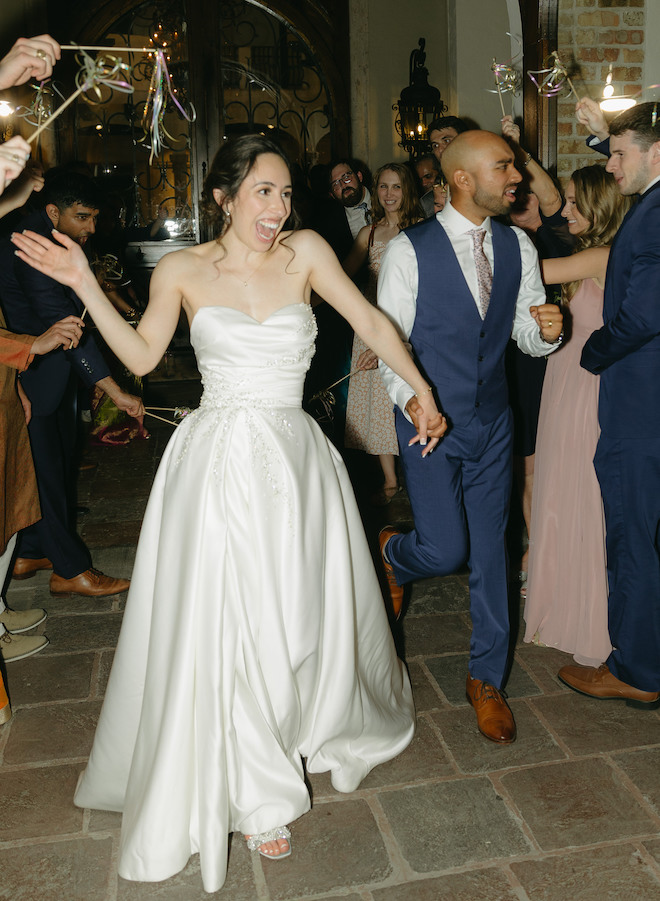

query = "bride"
[{"left": 12, "top": 134, "right": 446, "bottom": 893}]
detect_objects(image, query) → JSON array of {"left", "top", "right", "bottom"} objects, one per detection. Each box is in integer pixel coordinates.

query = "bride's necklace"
[{"left": 220, "top": 247, "right": 272, "bottom": 288}]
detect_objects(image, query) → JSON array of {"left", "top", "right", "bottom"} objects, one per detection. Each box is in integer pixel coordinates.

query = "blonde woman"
[{"left": 524, "top": 165, "right": 631, "bottom": 663}]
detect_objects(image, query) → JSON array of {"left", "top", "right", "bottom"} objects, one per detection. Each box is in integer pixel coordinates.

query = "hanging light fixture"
[
  {"left": 600, "top": 64, "right": 636, "bottom": 113},
  {"left": 393, "top": 38, "right": 446, "bottom": 158}
]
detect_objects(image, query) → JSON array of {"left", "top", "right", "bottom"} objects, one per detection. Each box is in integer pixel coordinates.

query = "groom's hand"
[{"left": 405, "top": 396, "right": 447, "bottom": 456}]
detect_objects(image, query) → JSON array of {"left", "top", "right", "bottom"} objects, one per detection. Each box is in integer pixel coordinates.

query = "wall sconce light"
[
  {"left": 393, "top": 38, "right": 446, "bottom": 158},
  {"left": 600, "top": 64, "right": 636, "bottom": 113}
]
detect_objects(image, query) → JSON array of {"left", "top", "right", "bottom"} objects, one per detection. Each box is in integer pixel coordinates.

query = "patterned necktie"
[{"left": 468, "top": 227, "right": 493, "bottom": 318}]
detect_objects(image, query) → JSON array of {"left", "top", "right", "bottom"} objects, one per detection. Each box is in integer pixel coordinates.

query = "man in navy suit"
[
  {"left": 559, "top": 103, "right": 660, "bottom": 709},
  {"left": 378, "top": 131, "right": 563, "bottom": 743},
  {"left": 0, "top": 172, "right": 142, "bottom": 597}
]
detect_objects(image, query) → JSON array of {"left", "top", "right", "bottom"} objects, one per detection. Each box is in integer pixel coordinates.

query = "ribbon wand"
[
  {"left": 27, "top": 87, "right": 79, "bottom": 144},
  {"left": 493, "top": 59, "right": 507, "bottom": 118},
  {"left": 27, "top": 48, "right": 134, "bottom": 145},
  {"left": 490, "top": 57, "right": 520, "bottom": 117},
  {"left": 68, "top": 307, "right": 87, "bottom": 350}
]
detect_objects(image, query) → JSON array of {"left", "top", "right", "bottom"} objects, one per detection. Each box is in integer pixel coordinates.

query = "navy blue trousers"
[
  {"left": 18, "top": 378, "right": 90, "bottom": 579},
  {"left": 388, "top": 407, "right": 513, "bottom": 688},
  {"left": 595, "top": 435, "right": 660, "bottom": 691}
]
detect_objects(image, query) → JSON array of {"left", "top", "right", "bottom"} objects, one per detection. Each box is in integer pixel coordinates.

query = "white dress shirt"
[
  {"left": 345, "top": 188, "right": 371, "bottom": 239},
  {"left": 377, "top": 201, "right": 559, "bottom": 414},
  {"left": 643, "top": 174, "right": 660, "bottom": 193}
]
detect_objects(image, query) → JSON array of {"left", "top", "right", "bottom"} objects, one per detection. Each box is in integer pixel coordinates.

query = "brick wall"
[{"left": 556, "top": 0, "right": 645, "bottom": 180}]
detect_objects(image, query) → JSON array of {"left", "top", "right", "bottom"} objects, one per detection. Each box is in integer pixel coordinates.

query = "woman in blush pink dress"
[
  {"left": 343, "top": 163, "right": 423, "bottom": 504},
  {"left": 524, "top": 164, "right": 631, "bottom": 665}
]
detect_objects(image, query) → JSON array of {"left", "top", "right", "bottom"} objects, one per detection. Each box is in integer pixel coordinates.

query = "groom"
[
  {"left": 377, "top": 130, "right": 563, "bottom": 743},
  {"left": 558, "top": 103, "right": 660, "bottom": 709}
]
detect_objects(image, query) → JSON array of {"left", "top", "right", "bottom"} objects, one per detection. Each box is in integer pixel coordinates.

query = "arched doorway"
[{"left": 60, "top": 0, "right": 351, "bottom": 241}]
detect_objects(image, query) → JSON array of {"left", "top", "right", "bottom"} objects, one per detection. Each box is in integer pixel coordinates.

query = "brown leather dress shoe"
[
  {"left": 466, "top": 674, "right": 516, "bottom": 743},
  {"left": 558, "top": 663, "right": 660, "bottom": 710},
  {"left": 378, "top": 527, "right": 404, "bottom": 619},
  {"left": 50, "top": 568, "right": 130, "bottom": 598},
  {"left": 12, "top": 557, "right": 53, "bottom": 580}
]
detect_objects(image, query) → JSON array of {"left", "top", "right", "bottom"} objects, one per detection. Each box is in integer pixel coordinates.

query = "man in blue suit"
[
  {"left": 559, "top": 103, "right": 660, "bottom": 709},
  {"left": 0, "top": 173, "right": 142, "bottom": 597},
  {"left": 378, "top": 131, "right": 563, "bottom": 743}
]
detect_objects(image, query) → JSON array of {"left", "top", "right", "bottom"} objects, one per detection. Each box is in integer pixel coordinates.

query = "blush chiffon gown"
[
  {"left": 524, "top": 279, "right": 612, "bottom": 665},
  {"left": 73, "top": 302, "right": 415, "bottom": 893}
]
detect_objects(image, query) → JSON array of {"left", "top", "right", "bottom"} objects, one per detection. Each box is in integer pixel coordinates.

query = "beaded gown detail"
[
  {"left": 73, "top": 302, "right": 414, "bottom": 893},
  {"left": 524, "top": 279, "right": 612, "bottom": 665},
  {"left": 345, "top": 239, "right": 399, "bottom": 454}
]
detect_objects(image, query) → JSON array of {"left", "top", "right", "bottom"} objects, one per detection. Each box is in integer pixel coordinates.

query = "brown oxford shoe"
[
  {"left": 466, "top": 674, "right": 516, "bottom": 744},
  {"left": 12, "top": 557, "right": 53, "bottom": 580},
  {"left": 558, "top": 663, "right": 660, "bottom": 710},
  {"left": 50, "top": 568, "right": 130, "bottom": 598},
  {"left": 378, "top": 527, "right": 404, "bottom": 619}
]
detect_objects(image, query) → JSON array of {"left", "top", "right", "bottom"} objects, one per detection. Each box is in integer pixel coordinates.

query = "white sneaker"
[
  {"left": 0, "top": 632, "right": 49, "bottom": 662},
  {"left": 0, "top": 607, "right": 47, "bottom": 633}
]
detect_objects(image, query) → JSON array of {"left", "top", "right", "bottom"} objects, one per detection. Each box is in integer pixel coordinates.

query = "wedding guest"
[
  {"left": 343, "top": 163, "right": 423, "bottom": 504},
  {"left": 524, "top": 164, "right": 631, "bottom": 663}
]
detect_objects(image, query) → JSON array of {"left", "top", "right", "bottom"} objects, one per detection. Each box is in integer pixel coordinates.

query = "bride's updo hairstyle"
[{"left": 202, "top": 133, "right": 299, "bottom": 238}]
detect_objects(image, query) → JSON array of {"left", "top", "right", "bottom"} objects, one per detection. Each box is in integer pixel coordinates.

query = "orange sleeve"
[{"left": 0, "top": 330, "right": 35, "bottom": 372}]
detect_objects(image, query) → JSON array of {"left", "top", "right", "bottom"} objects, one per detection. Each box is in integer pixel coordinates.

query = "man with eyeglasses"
[{"left": 325, "top": 159, "right": 371, "bottom": 257}]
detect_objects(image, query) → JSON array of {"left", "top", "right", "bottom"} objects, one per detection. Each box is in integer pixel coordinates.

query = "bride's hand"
[
  {"left": 405, "top": 391, "right": 447, "bottom": 457},
  {"left": 11, "top": 228, "right": 89, "bottom": 292}
]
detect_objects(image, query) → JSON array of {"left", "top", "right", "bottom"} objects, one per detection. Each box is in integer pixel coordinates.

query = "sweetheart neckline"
[{"left": 190, "top": 301, "right": 310, "bottom": 328}]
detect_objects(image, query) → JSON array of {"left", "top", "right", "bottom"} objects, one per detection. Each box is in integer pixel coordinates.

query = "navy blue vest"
[{"left": 406, "top": 217, "right": 522, "bottom": 427}]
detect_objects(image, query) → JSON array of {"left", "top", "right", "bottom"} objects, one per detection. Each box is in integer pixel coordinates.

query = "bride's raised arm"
[
  {"left": 297, "top": 228, "right": 446, "bottom": 453},
  {"left": 12, "top": 228, "right": 184, "bottom": 376}
]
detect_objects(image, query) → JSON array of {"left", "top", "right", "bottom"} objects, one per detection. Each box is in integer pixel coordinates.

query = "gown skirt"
[
  {"left": 524, "top": 279, "right": 612, "bottom": 665},
  {"left": 73, "top": 302, "right": 414, "bottom": 893}
]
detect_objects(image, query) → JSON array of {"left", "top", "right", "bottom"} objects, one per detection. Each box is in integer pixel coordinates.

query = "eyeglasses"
[{"left": 330, "top": 171, "right": 354, "bottom": 189}]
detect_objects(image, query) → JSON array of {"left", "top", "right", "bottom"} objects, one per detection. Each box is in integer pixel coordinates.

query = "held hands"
[
  {"left": 575, "top": 97, "right": 609, "bottom": 141},
  {"left": 11, "top": 229, "right": 90, "bottom": 292},
  {"left": 530, "top": 303, "right": 563, "bottom": 344},
  {"left": 405, "top": 390, "right": 447, "bottom": 457},
  {"left": 30, "top": 316, "right": 85, "bottom": 355},
  {"left": 355, "top": 348, "right": 378, "bottom": 371},
  {"left": 0, "top": 34, "right": 60, "bottom": 89}
]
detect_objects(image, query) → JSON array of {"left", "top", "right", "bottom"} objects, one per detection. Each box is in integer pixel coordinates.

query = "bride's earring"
[{"left": 224, "top": 207, "right": 231, "bottom": 224}]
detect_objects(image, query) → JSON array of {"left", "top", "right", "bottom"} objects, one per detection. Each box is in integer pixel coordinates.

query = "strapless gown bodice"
[
  {"left": 191, "top": 302, "right": 316, "bottom": 408},
  {"left": 73, "top": 300, "right": 414, "bottom": 893}
]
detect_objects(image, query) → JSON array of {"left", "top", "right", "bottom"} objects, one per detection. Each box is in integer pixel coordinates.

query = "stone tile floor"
[{"left": 2, "top": 379, "right": 660, "bottom": 900}]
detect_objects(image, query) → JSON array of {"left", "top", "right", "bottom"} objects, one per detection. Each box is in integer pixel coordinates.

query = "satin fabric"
[
  {"left": 74, "top": 302, "right": 414, "bottom": 892},
  {"left": 525, "top": 279, "right": 612, "bottom": 666}
]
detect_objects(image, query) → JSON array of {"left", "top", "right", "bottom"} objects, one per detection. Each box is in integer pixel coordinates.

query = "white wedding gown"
[{"left": 74, "top": 302, "right": 415, "bottom": 893}]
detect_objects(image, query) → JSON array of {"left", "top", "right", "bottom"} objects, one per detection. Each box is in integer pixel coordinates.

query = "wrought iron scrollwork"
[
  {"left": 72, "top": 0, "right": 195, "bottom": 240},
  {"left": 220, "top": 0, "right": 332, "bottom": 172}
]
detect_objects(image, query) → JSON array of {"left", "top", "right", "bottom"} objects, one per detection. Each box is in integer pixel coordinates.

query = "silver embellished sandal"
[{"left": 245, "top": 826, "right": 292, "bottom": 860}]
